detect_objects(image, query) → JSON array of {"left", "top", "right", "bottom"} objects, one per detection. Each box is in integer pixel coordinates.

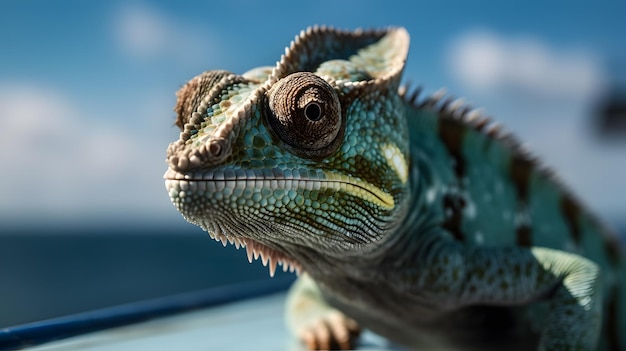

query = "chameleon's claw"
[{"left": 297, "top": 311, "right": 360, "bottom": 350}]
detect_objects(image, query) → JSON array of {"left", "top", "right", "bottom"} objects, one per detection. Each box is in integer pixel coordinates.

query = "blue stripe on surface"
[{"left": 0, "top": 276, "right": 295, "bottom": 350}]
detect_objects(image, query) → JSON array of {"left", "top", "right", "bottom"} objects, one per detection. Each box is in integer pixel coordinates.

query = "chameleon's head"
[{"left": 164, "top": 27, "right": 411, "bottom": 274}]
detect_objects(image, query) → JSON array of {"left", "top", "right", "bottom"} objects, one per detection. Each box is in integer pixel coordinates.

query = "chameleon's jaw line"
[{"left": 163, "top": 168, "right": 395, "bottom": 210}]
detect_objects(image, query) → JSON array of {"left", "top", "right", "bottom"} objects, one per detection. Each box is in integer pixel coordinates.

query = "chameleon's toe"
[{"left": 297, "top": 311, "right": 360, "bottom": 350}]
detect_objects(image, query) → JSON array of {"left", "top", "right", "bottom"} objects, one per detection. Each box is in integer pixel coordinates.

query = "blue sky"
[{"left": 0, "top": 1, "right": 624, "bottom": 227}]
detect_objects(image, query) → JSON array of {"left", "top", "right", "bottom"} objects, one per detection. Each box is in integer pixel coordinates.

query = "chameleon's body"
[{"left": 164, "top": 27, "right": 625, "bottom": 350}]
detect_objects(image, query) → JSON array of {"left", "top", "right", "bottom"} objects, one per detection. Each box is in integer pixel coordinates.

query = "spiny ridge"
[
  {"left": 400, "top": 83, "right": 614, "bottom": 244},
  {"left": 207, "top": 231, "right": 302, "bottom": 277}
]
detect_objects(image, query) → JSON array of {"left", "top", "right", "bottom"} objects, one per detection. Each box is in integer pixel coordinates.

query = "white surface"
[
  {"left": 26, "top": 293, "right": 291, "bottom": 351},
  {"left": 24, "top": 293, "right": 394, "bottom": 351}
]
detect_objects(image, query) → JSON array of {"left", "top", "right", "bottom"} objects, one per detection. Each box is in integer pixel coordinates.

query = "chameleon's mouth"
[
  {"left": 164, "top": 168, "right": 308, "bottom": 277},
  {"left": 163, "top": 167, "right": 394, "bottom": 209},
  {"left": 164, "top": 165, "right": 396, "bottom": 275}
]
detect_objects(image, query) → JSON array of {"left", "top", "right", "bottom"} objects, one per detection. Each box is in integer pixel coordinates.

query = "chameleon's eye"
[{"left": 266, "top": 72, "right": 343, "bottom": 157}]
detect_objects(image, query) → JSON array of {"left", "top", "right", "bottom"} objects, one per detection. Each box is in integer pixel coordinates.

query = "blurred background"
[{"left": 0, "top": 0, "right": 624, "bottom": 328}]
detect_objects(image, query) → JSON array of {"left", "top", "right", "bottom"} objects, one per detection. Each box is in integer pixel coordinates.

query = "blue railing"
[{"left": 0, "top": 276, "right": 295, "bottom": 350}]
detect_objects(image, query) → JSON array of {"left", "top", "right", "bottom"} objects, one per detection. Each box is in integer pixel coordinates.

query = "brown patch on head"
[{"left": 174, "top": 70, "right": 233, "bottom": 130}]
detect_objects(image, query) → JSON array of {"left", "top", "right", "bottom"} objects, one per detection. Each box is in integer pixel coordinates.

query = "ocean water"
[
  {"left": 0, "top": 224, "right": 623, "bottom": 329},
  {"left": 0, "top": 225, "right": 294, "bottom": 328}
]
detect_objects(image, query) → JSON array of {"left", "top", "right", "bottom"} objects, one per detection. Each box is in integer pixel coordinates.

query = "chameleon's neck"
[
  {"left": 306, "top": 151, "right": 450, "bottom": 304},
  {"left": 372, "top": 148, "right": 448, "bottom": 263},
  {"left": 307, "top": 105, "right": 440, "bottom": 270}
]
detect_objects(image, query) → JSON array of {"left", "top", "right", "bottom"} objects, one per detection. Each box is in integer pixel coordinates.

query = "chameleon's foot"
[{"left": 296, "top": 310, "right": 361, "bottom": 350}]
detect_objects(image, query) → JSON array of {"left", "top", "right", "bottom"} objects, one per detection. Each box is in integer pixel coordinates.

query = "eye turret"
[{"left": 266, "top": 72, "right": 343, "bottom": 158}]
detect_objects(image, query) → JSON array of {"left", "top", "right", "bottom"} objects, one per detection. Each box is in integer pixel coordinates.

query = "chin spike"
[
  {"left": 268, "top": 257, "right": 277, "bottom": 277},
  {"left": 246, "top": 246, "right": 254, "bottom": 263}
]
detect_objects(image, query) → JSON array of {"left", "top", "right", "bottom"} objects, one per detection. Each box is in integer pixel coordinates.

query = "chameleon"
[{"left": 164, "top": 26, "right": 626, "bottom": 350}]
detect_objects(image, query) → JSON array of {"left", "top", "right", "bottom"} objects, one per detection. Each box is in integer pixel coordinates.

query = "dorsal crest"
[{"left": 266, "top": 26, "right": 409, "bottom": 89}]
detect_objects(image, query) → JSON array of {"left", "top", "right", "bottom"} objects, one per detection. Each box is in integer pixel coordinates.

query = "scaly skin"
[{"left": 164, "top": 26, "right": 625, "bottom": 350}]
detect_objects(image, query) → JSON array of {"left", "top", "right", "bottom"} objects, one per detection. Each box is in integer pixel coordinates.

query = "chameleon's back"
[{"left": 403, "top": 93, "right": 626, "bottom": 349}]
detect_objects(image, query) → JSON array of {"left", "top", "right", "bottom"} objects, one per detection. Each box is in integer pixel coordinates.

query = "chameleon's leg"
[
  {"left": 429, "top": 244, "right": 604, "bottom": 351},
  {"left": 530, "top": 248, "right": 603, "bottom": 351},
  {"left": 286, "top": 273, "right": 361, "bottom": 350}
]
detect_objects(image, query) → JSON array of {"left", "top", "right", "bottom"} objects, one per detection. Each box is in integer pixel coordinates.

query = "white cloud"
[
  {"left": 0, "top": 83, "right": 176, "bottom": 223},
  {"left": 446, "top": 30, "right": 624, "bottom": 224},
  {"left": 113, "top": 3, "right": 216, "bottom": 66},
  {"left": 448, "top": 30, "right": 606, "bottom": 99},
  {"left": 507, "top": 105, "right": 626, "bottom": 222}
]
